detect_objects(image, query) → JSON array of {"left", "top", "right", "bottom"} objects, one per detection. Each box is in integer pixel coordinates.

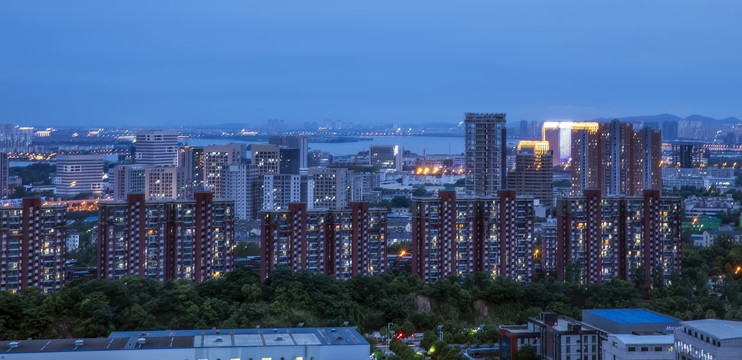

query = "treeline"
[{"left": 2, "top": 239, "right": 742, "bottom": 342}]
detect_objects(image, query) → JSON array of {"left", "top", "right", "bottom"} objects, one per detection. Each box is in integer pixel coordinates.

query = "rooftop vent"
[
  {"left": 215, "top": 336, "right": 224, "bottom": 342},
  {"left": 331, "top": 328, "right": 337, "bottom": 332},
  {"left": 8, "top": 341, "right": 19, "bottom": 349},
  {"left": 136, "top": 338, "right": 146, "bottom": 345},
  {"left": 74, "top": 339, "right": 84, "bottom": 346},
  {"left": 275, "top": 336, "right": 284, "bottom": 341},
  {"left": 336, "top": 336, "right": 343, "bottom": 341},
  {"left": 273, "top": 329, "right": 278, "bottom": 333}
]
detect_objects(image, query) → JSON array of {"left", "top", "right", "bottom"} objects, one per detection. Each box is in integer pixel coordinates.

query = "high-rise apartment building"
[
  {"left": 411, "top": 190, "right": 535, "bottom": 283},
  {"left": 262, "top": 174, "right": 301, "bottom": 211},
  {"left": 279, "top": 148, "right": 301, "bottom": 175},
  {"left": 135, "top": 130, "right": 179, "bottom": 167},
  {"left": 369, "top": 145, "right": 403, "bottom": 171},
  {"left": 0, "top": 198, "right": 66, "bottom": 293},
  {"left": 465, "top": 113, "right": 507, "bottom": 196},
  {"left": 508, "top": 141, "right": 553, "bottom": 205},
  {"left": 347, "top": 171, "right": 381, "bottom": 202},
  {"left": 671, "top": 142, "right": 708, "bottom": 168},
  {"left": 268, "top": 135, "right": 308, "bottom": 169},
  {"left": 55, "top": 154, "right": 104, "bottom": 197},
  {"left": 260, "top": 202, "right": 387, "bottom": 279},
  {"left": 570, "top": 120, "right": 661, "bottom": 196},
  {"left": 112, "top": 164, "right": 146, "bottom": 200},
  {"left": 251, "top": 144, "right": 281, "bottom": 175},
  {"left": 203, "top": 143, "right": 246, "bottom": 198},
  {"left": 551, "top": 189, "right": 681, "bottom": 284},
  {"left": 97, "top": 192, "right": 234, "bottom": 281},
  {"left": 178, "top": 146, "right": 205, "bottom": 190},
  {"left": 144, "top": 166, "right": 187, "bottom": 200},
  {"left": 307, "top": 167, "right": 348, "bottom": 210},
  {"left": 223, "top": 162, "right": 261, "bottom": 221},
  {"left": 0, "top": 152, "right": 8, "bottom": 199},
  {"left": 542, "top": 122, "right": 562, "bottom": 166},
  {"left": 662, "top": 121, "right": 679, "bottom": 141}
]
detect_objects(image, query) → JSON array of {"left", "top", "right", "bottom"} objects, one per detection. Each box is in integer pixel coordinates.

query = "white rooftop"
[
  {"left": 609, "top": 334, "right": 674, "bottom": 345},
  {"left": 682, "top": 319, "right": 742, "bottom": 340}
]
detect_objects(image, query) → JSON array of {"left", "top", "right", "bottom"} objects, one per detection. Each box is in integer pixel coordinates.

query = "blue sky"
[{"left": 1, "top": 1, "right": 740, "bottom": 127}]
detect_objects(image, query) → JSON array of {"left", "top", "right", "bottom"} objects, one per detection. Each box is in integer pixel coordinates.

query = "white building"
[
  {"left": 224, "top": 162, "right": 261, "bottom": 220},
  {"left": 602, "top": 334, "right": 674, "bottom": 360},
  {"left": 66, "top": 229, "right": 80, "bottom": 250},
  {"left": 675, "top": 319, "right": 742, "bottom": 360},
  {"left": 0, "top": 327, "right": 369, "bottom": 360},
  {"left": 135, "top": 130, "right": 178, "bottom": 167},
  {"left": 369, "top": 145, "right": 403, "bottom": 171},
  {"left": 204, "top": 143, "right": 246, "bottom": 198},
  {"left": 55, "top": 154, "right": 104, "bottom": 197},
  {"left": 263, "top": 174, "right": 301, "bottom": 211},
  {"left": 308, "top": 167, "right": 348, "bottom": 210},
  {"left": 112, "top": 164, "right": 146, "bottom": 200}
]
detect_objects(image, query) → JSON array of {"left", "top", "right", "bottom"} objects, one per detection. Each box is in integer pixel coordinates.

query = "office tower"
[
  {"left": 262, "top": 174, "right": 301, "bottom": 211},
  {"left": 308, "top": 150, "right": 333, "bottom": 167},
  {"left": 179, "top": 146, "right": 205, "bottom": 189},
  {"left": 55, "top": 154, "right": 104, "bottom": 197},
  {"left": 0, "top": 198, "right": 66, "bottom": 293},
  {"left": 279, "top": 148, "right": 301, "bottom": 175},
  {"left": 465, "top": 113, "right": 507, "bottom": 196},
  {"left": 97, "top": 192, "right": 234, "bottom": 281},
  {"left": 268, "top": 135, "right": 308, "bottom": 169},
  {"left": 369, "top": 145, "right": 403, "bottom": 171},
  {"left": 112, "top": 164, "right": 146, "bottom": 200},
  {"left": 203, "top": 143, "right": 246, "bottom": 198},
  {"left": 553, "top": 189, "right": 681, "bottom": 285},
  {"left": 135, "top": 130, "right": 178, "bottom": 166},
  {"left": 571, "top": 120, "right": 661, "bottom": 196},
  {"left": 0, "top": 152, "right": 8, "bottom": 199},
  {"left": 411, "top": 190, "right": 535, "bottom": 283},
  {"left": 251, "top": 144, "right": 281, "bottom": 175},
  {"left": 508, "top": 141, "right": 553, "bottom": 205},
  {"left": 307, "top": 167, "right": 348, "bottom": 210},
  {"left": 260, "top": 202, "right": 387, "bottom": 279},
  {"left": 224, "top": 162, "right": 261, "bottom": 221},
  {"left": 662, "top": 121, "right": 679, "bottom": 141},
  {"left": 144, "top": 166, "right": 187, "bottom": 200}
]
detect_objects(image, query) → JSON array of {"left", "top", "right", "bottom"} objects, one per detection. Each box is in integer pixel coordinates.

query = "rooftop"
[
  {"left": 0, "top": 327, "right": 366, "bottom": 354},
  {"left": 609, "top": 334, "right": 674, "bottom": 345},
  {"left": 584, "top": 309, "right": 679, "bottom": 324},
  {"left": 682, "top": 319, "right": 742, "bottom": 340}
]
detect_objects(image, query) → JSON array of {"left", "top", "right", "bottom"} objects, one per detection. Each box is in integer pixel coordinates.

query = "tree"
[
  {"left": 515, "top": 344, "right": 538, "bottom": 360},
  {"left": 234, "top": 242, "right": 260, "bottom": 257},
  {"left": 412, "top": 187, "right": 430, "bottom": 197}
]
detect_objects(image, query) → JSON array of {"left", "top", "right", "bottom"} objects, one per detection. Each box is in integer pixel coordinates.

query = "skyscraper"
[
  {"left": 112, "top": 164, "right": 146, "bottom": 200},
  {"left": 135, "top": 130, "right": 179, "bottom": 167},
  {"left": 465, "top": 112, "right": 507, "bottom": 196},
  {"left": 144, "top": 166, "right": 187, "bottom": 200},
  {"left": 268, "top": 135, "right": 308, "bottom": 169},
  {"left": 508, "top": 141, "right": 553, "bottom": 205}
]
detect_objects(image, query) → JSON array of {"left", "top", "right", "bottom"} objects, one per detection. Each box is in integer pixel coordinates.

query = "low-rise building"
[
  {"left": 0, "top": 327, "right": 369, "bottom": 360},
  {"left": 602, "top": 334, "right": 674, "bottom": 360},
  {"left": 675, "top": 319, "right": 742, "bottom": 360}
]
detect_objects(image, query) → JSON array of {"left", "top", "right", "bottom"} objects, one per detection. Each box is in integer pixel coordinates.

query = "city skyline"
[{"left": 2, "top": 1, "right": 742, "bottom": 127}]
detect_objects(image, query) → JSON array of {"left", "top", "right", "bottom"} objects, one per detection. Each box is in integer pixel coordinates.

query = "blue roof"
[
  {"left": 584, "top": 309, "right": 678, "bottom": 324},
  {"left": 85, "top": 216, "right": 98, "bottom": 222}
]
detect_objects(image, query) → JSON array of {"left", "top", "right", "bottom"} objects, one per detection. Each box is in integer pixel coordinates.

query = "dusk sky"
[{"left": 1, "top": 1, "right": 740, "bottom": 128}]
